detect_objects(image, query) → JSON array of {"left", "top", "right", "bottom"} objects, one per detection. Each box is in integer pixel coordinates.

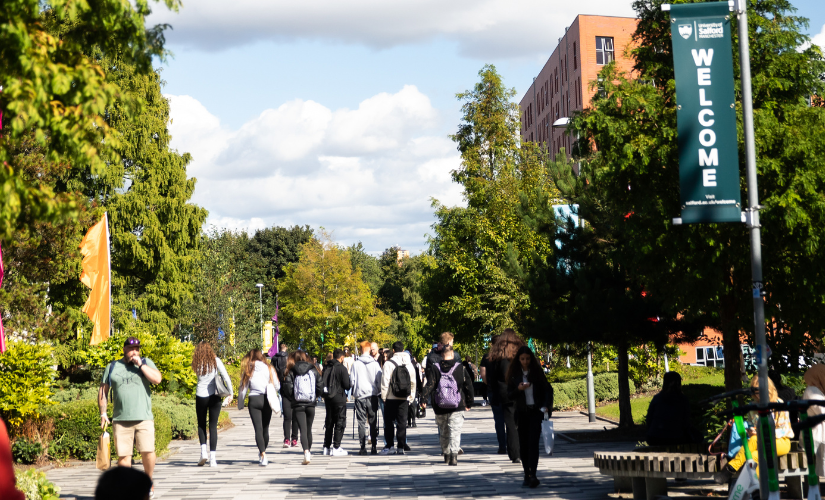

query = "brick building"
[{"left": 519, "top": 15, "right": 638, "bottom": 164}]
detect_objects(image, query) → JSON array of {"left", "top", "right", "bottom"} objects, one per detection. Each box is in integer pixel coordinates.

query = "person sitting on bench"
[
  {"left": 645, "top": 372, "right": 700, "bottom": 446},
  {"left": 715, "top": 375, "right": 794, "bottom": 484}
]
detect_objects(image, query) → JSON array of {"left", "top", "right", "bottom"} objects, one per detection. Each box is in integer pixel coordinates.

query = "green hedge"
[
  {"left": 552, "top": 373, "right": 636, "bottom": 411},
  {"left": 41, "top": 400, "right": 171, "bottom": 461}
]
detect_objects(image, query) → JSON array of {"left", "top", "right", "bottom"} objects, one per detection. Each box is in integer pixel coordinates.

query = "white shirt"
[
  {"left": 523, "top": 370, "right": 535, "bottom": 406},
  {"left": 240, "top": 360, "right": 279, "bottom": 399},
  {"left": 195, "top": 357, "right": 232, "bottom": 398}
]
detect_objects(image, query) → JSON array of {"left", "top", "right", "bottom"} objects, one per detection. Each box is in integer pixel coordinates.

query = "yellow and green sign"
[{"left": 670, "top": 2, "right": 741, "bottom": 223}]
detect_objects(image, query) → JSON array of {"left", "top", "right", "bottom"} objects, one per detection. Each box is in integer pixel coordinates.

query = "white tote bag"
[
  {"left": 266, "top": 367, "right": 283, "bottom": 417},
  {"left": 541, "top": 411, "right": 554, "bottom": 455}
]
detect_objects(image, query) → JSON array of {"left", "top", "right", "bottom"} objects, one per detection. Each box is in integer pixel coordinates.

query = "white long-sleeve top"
[
  {"left": 196, "top": 357, "right": 233, "bottom": 398},
  {"left": 239, "top": 360, "right": 279, "bottom": 400}
]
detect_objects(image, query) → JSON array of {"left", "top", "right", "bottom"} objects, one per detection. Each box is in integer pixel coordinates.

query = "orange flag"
[{"left": 80, "top": 213, "right": 111, "bottom": 345}]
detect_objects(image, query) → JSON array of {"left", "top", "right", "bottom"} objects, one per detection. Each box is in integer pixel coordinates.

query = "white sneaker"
[
  {"left": 210, "top": 458, "right": 218, "bottom": 467},
  {"left": 302, "top": 450, "right": 312, "bottom": 465},
  {"left": 379, "top": 447, "right": 396, "bottom": 455},
  {"left": 322, "top": 447, "right": 330, "bottom": 456},
  {"left": 331, "top": 447, "right": 348, "bottom": 456},
  {"left": 260, "top": 454, "right": 268, "bottom": 466},
  {"left": 198, "top": 454, "right": 208, "bottom": 466}
]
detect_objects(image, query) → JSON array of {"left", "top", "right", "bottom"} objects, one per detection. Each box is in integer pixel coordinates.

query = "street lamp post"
[{"left": 256, "top": 284, "right": 264, "bottom": 347}]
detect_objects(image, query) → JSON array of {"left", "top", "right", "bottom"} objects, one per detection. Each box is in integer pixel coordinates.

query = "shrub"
[
  {"left": 12, "top": 438, "right": 43, "bottom": 464},
  {"left": 56, "top": 330, "right": 197, "bottom": 395},
  {"left": 41, "top": 400, "right": 172, "bottom": 461},
  {"left": 152, "top": 394, "right": 197, "bottom": 440},
  {"left": 14, "top": 469, "right": 60, "bottom": 500},
  {"left": 218, "top": 411, "right": 232, "bottom": 430},
  {"left": 551, "top": 373, "right": 636, "bottom": 411},
  {"left": 0, "top": 340, "right": 56, "bottom": 428}
]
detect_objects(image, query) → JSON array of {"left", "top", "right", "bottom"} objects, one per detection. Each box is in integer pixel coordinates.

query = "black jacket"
[
  {"left": 272, "top": 352, "right": 289, "bottom": 381},
  {"left": 645, "top": 391, "right": 699, "bottom": 445},
  {"left": 507, "top": 369, "right": 554, "bottom": 414},
  {"left": 322, "top": 359, "right": 352, "bottom": 404},
  {"left": 422, "top": 357, "right": 474, "bottom": 415},
  {"left": 489, "top": 358, "right": 513, "bottom": 405},
  {"left": 281, "top": 361, "right": 324, "bottom": 408}
]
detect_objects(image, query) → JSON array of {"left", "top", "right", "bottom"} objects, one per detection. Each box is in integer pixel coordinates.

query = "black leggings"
[
  {"left": 196, "top": 395, "right": 222, "bottom": 451},
  {"left": 516, "top": 407, "right": 543, "bottom": 478},
  {"left": 503, "top": 403, "right": 520, "bottom": 462},
  {"left": 293, "top": 405, "right": 316, "bottom": 451},
  {"left": 282, "top": 398, "right": 299, "bottom": 442},
  {"left": 248, "top": 395, "right": 272, "bottom": 454}
]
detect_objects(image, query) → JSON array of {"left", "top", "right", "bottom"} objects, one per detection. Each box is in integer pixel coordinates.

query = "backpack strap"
[{"left": 104, "top": 360, "right": 117, "bottom": 386}]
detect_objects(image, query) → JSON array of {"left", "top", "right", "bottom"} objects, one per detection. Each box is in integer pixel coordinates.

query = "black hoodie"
[
  {"left": 422, "top": 357, "right": 474, "bottom": 415},
  {"left": 282, "top": 361, "right": 324, "bottom": 408},
  {"left": 322, "top": 359, "right": 352, "bottom": 404}
]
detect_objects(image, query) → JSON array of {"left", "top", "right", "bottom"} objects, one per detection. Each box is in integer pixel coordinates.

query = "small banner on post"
[{"left": 670, "top": 2, "right": 742, "bottom": 223}]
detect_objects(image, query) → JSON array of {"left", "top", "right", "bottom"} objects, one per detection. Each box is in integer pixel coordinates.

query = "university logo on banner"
[{"left": 668, "top": 2, "right": 742, "bottom": 224}]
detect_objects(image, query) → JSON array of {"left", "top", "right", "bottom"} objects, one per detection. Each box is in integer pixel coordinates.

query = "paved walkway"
[{"left": 48, "top": 403, "right": 634, "bottom": 500}]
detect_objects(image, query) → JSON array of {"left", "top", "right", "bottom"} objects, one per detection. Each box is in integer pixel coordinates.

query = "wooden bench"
[{"left": 594, "top": 445, "right": 809, "bottom": 500}]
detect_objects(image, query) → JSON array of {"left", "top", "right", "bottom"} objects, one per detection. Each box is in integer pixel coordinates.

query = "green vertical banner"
[{"left": 670, "top": 2, "right": 742, "bottom": 223}]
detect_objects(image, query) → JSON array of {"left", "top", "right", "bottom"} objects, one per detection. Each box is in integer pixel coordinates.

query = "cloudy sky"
[{"left": 150, "top": 0, "right": 824, "bottom": 254}]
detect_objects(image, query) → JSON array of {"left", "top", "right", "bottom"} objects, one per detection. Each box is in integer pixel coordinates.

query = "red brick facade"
[{"left": 519, "top": 15, "right": 638, "bottom": 161}]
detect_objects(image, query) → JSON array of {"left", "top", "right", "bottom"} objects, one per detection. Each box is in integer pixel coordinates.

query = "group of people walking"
[{"left": 88, "top": 329, "right": 554, "bottom": 499}]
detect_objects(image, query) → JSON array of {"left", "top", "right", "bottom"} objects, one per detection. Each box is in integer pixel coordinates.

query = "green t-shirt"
[{"left": 102, "top": 358, "right": 157, "bottom": 422}]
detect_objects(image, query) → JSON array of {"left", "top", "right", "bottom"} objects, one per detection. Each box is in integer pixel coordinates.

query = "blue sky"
[{"left": 151, "top": 0, "right": 824, "bottom": 254}]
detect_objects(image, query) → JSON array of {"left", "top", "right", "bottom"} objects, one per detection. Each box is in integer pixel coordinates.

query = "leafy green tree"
[
  {"left": 348, "top": 242, "right": 382, "bottom": 296},
  {"left": 188, "top": 228, "right": 261, "bottom": 359},
  {"left": 569, "top": 0, "right": 825, "bottom": 390},
  {"left": 0, "top": 0, "right": 180, "bottom": 241},
  {"left": 377, "top": 247, "right": 429, "bottom": 356},
  {"left": 424, "top": 64, "right": 561, "bottom": 342},
  {"left": 101, "top": 56, "right": 208, "bottom": 334},
  {"left": 248, "top": 225, "right": 314, "bottom": 315},
  {"left": 278, "top": 232, "right": 390, "bottom": 355}
]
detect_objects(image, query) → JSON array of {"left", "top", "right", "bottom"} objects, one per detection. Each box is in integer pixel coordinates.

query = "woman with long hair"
[
  {"left": 281, "top": 350, "right": 323, "bottom": 464},
  {"left": 507, "top": 346, "right": 553, "bottom": 488},
  {"left": 239, "top": 349, "right": 279, "bottom": 466},
  {"left": 488, "top": 328, "right": 526, "bottom": 462},
  {"left": 191, "top": 342, "right": 233, "bottom": 467},
  {"left": 715, "top": 375, "right": 793, "bottom": 484}
]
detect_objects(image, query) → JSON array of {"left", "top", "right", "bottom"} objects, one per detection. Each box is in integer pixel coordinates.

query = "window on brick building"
[
  {"left": 573, "top": 42, "right": 577, "bottom": 70},
  {"left": 596, "top": 36, "right": 614, "bottom": 65}
]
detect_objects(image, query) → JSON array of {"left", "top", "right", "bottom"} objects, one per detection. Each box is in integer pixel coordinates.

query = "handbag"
[
  {"left": 540, "top": 411, "right": 554, "bottom": 455},
  {"left": 266, "top": 367, "right": 282, "bottom": 416},
  {"left": 96, "top": 431, "right": 111, "bottom": 470},
  {"left": 215, "top": 362, "right": 232, "bottom": 398}
]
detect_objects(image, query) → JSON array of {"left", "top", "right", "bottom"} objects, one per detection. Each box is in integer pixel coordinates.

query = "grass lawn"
[{"left": 595, "top": 365, "right": 725, "bottom": 425}]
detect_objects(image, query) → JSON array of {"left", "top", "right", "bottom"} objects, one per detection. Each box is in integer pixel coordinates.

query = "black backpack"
[
  {"left": 273, "top": 354, "right": 288, "bottom": 381},
  {"left": 322, "top": 364, "right": 340, "bottom": 399},
  {"left": 389, "top": 360, "right": 411, "bottom": 398}
]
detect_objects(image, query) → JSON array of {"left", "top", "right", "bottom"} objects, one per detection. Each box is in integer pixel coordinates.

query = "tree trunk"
[
  {"left": 721, "top": 287, "right": 744, "bottom": 392},
  {"left": 617, "top": 340, "right": 634, "bottom": 428}
]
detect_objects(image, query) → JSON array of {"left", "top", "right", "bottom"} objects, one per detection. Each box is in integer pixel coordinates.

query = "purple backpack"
[{"left": 434, "top": 362, "right": 461, "bottom": 409}]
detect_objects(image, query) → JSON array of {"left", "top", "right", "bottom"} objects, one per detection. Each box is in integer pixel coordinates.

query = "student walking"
[
  {"left": 98, "top": 337, "right": 163, "bottom": 498},
  {"left": 282, "top": 350, "right": 323, "bottom": 464},
  {"left": 351, "top": 340, "right": 382, "bottom": 455},
  {"left": 507, "top": 346, "right": 553, "bottom": 488},
  {"left": 488, "top": 329, "right": 526, "bottom": 463},
  {"left": 422, "top": 332, "right": 474, "bottom": 466},
  {"left": 238, "top": 349, "right": 279, "bottom": 466},
  {"left": 191, "top": 342, "right": 233, "bottom": 467},
  {"left": 322, "top": 349, "right": 352, "bottom": 456},
  {"left": 272, "top": 343, "right": 299, "bottom": 448},
  {"left": 380, "top": 341, "right": 417, "bottom": 455}
]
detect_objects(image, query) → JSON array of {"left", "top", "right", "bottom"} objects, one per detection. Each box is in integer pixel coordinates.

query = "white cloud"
[
  {"left": 813, "top": 24, "right": 825, "bottom": 50},
  {"left": 167, "top": 86, "right": 464, "bottom": 252},
  {"left": 148, "top": 0, "right": 636, "bottom": 59}
]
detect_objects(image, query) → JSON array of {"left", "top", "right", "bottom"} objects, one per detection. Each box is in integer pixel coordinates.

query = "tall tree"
[
  {"left": 248, "top": 225, "right": 314, "bottom": 316},
  {"left": 278, "top": 232, "right": 390, "bottom": 354},
  {"left": 102, "top": 56, "right": 208, "bottom": 334},
  {"left": 570, "top": 0, "right": 825, "bottom": 390},
  {"left": 425, "top": 64, "right": 561, "bottom": 342},
  {"left": 0, "top": 0, "right": 180, "bottom": 241}
]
